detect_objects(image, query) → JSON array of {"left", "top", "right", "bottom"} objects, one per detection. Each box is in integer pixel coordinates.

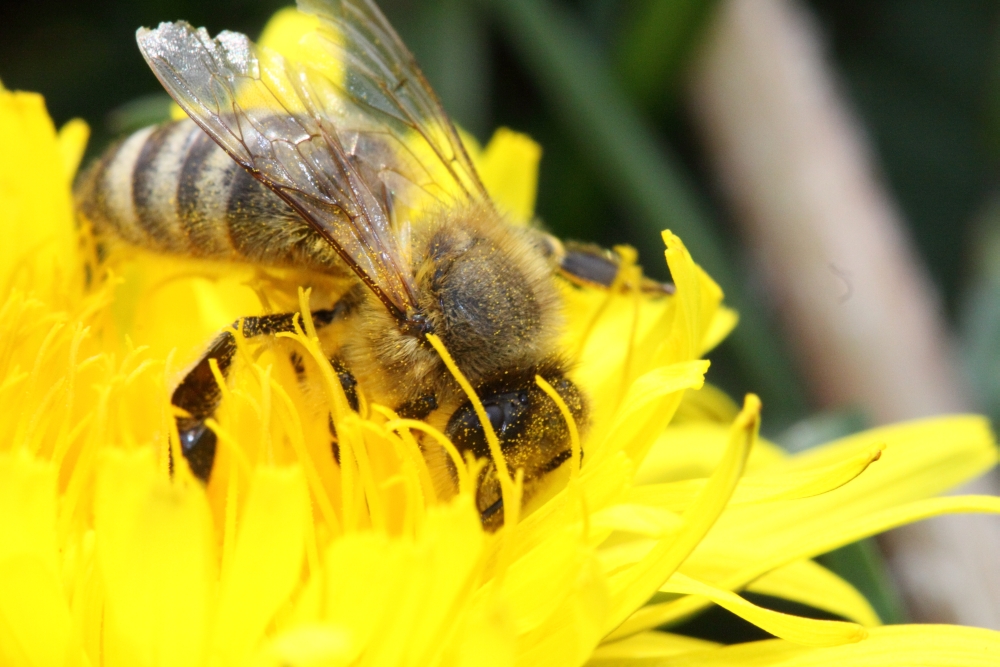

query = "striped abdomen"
[{"left": 75, "top": 119, "right": 342, "bottom": 272}]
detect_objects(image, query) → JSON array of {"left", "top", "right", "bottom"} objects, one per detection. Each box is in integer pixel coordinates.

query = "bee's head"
[{"left": 444, "top": 363, "right": 586, "bottom": 531}]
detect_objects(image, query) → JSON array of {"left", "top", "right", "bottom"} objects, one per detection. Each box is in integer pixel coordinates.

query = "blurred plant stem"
[
  {"left": 688, "top": 0, "right": 1000, "bottom": 628},
  {"left": 960, "top": 194, "right": 1000, "bottom": 425},
  {"left": 480, "top": 0, "right": 808, "bottom": 426}
]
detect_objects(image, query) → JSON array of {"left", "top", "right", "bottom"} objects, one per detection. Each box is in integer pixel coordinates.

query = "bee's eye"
[
  {"left": 485, "top": 403, "right": 507, "bottom": 434},
  {"left": 487, "top": 394, "right": 528, "bottom": 436},
  {"left": 446, "top": 390, "right": 530, "bottom": 460}
]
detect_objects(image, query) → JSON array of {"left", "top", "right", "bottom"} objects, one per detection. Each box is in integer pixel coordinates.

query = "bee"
[{"left": 75, "top": 0, "right": 668, "bottom": 528}]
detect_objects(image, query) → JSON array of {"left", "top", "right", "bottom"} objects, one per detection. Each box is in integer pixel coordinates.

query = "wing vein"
[{"left": 136, "top": 0, "right": 490, "bottom": 322}]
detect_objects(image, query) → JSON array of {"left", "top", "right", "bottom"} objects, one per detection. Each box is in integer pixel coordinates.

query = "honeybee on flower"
[
  {"left": 74, "top": 0, "right": 676, "bottom": 528},
  {"left": 4, "top": 2, "right": 1000, "bottom": 666}
]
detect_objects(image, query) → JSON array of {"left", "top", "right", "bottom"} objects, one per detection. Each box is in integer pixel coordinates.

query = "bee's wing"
[
  {"left": 137, "top": 6, "right": 485, "bottom": 320},
  {"left": 299, "top": 0, "right": 488, "bottom": 208}
]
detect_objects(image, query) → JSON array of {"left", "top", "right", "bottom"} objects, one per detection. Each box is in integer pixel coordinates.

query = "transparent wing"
[
  {"left": 297, "top": 0, "right": 487, "bottom": 211},
  {"left": 137, "top": 9, "right": 485, "bottom": 321}
]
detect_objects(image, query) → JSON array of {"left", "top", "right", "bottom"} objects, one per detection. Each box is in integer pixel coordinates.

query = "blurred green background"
[{"left": 3, "top": 0, "right": 1000, "bottom": 638}]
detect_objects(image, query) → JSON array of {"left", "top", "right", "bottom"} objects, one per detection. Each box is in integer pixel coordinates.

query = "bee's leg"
[
  {"left": 396, "top": 394, "right": 438, "bottom": 420},
  {"left": 539, "top": 234, "right": 675, "bottom": 295},
  {"left": 327, "top": 358, "right": 360, "bottom": 465},
  {"left": 328, "top": 391, "right": 438, "bottom": 465},
  {"left": 172, "top": 307, "right": 340, "bottom": 481}
]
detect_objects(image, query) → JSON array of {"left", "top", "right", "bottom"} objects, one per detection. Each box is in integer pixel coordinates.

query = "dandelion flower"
[{"left": 4, "top": 14, "right": 1000, "bottom": 666}]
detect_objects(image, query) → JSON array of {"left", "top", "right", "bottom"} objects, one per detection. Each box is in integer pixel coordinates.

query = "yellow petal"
[
  {"left": 588, "top": 631, "right": 716, "bottom": 662},
  {"left": 743, "top": 494, "right": 1000, "bottom": 580},
  {"left": 628, "top": 443, "right": 883, "bottom": 511},
  {"left": 251, "top": 624, "right": 352, "bottom": 667},
  {"left": 211, "top": 465, "right": 310, "bottom": 666},
  {"left": 746, "top": 559, "right": 881, "bottom": 627},
  {"left": 699, "top": 306, "right": 738, "bottom": 355},
  {"left": 322, "top": 532, "right": 400, "bottom": 660},
  {"left": 605, "top": 395, "right": 759, "bottom": 635},
  {"left": 95, "top": 448, "right": 214, "bottom": 667},
  {"left": 111, "top": 254, "right": 261, "bottom": 362},
  {"left": 503, "top": 535, "right": 603, "bottom": 636},
  {"left": 590, "top": 360, "right": 709, "bottom": 466},
  {"left": 514, "top": 555, "right": 609, "bottom": 667},
  {"left": 57, "top": 118, "right": 89, "bottom": 182},
  {"left": 621, "top": 415, "right": 997, "bottom": 635},
  {"left": 655, "top": 231, "right": 724, "bottom": 366},
  {"left": 633, "top": 423, "right": 786, "bottom": 486},
  {"left": 511, "top": 451, "right": 633, "bottom": 561},
  {"left": 672, "top": 382, "right": 741, "bottom": 425},
  {"left": 590, "top": 504, "right": 682, "bottom": 538},
  {"left": 568, "top": 285, "right": 673, "bottom": 415},
  {"left": 322, "top": 499, "right": 484, "bottom": 665},
  {"left": 452, "top": 603, "right": 515, "bottom": 667},
  {"left": 0, "top": 89, "right": 77, "bottom": 291},
  {"left": 0, "top": 450, "right": 58, "bottom": 568},
  {"left": 660, "top": 572, "right": 866, "bottom": 647},
  {"left": 0, "top": 451, "right": 80, "bottom": 667},
  {"left": 373, "top": 500, "right": 485, "bottom": 666},
  {"left": 675, "top": 550, "right": 881, "bottom": 627},
  {"left": 655, "top": 624, "right": 1000, "bottom": 666},
  {"left": 734, "top": 445, "right": 884, "bottom": 504},
  {"left": 257, "top": 7, "right": 321, "bottom": 62},
  {"left": 598, "top": 537, "right": 879, "bottom": 628},
  {"left": 703, "top": 416, "right": 996, "bottom": 555},
  {"left": 628, "top": 495, "right": 1000, "bottom": 634},
  {"left": 473, "top": 128, "right": 542, "bottom": 224}
]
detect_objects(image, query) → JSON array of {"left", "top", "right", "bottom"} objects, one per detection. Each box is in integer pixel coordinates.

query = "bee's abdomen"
[{"left": 76, "top": 119, "right": 337, "bottom": 269}]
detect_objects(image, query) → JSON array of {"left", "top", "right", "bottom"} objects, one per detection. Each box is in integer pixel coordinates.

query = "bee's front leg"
[
  {"left": 538, "top": 234, "right": 675, "bottom": 295},
  {"left": 171, "top": 307, "right": 340, "bottom": 481}
]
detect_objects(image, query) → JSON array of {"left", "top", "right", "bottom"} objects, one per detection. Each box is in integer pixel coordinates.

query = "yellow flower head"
[{"left": 4, "top": 11, "right": 1000, "bottom": 667}]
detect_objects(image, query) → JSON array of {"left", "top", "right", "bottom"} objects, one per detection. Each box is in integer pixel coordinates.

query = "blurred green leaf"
[
  {"left": 615, "top": 0, "right": 720, "bottom": 109},
  {"left": 383, "top": 0, "right": 490, "bottom": 140},
  {"left": 106, "top": 93, "right": 173, "bottom": 137},
  {"left": 775, "top": 407, "right": 871, "bottom": 454},
  {"left": 818, "top": 539, "right": 909, "bottom": 625},
  {"left": 481, "top": 0, "right": 807, "bottom": 425},
  {"left": 959, "top": 194, "right": 1000, "bottom": 424}
]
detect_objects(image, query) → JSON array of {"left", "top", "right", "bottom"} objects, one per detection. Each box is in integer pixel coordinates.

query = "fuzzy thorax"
[{"left": 344, "top": 202, "right": 566, "bottom": 411}]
